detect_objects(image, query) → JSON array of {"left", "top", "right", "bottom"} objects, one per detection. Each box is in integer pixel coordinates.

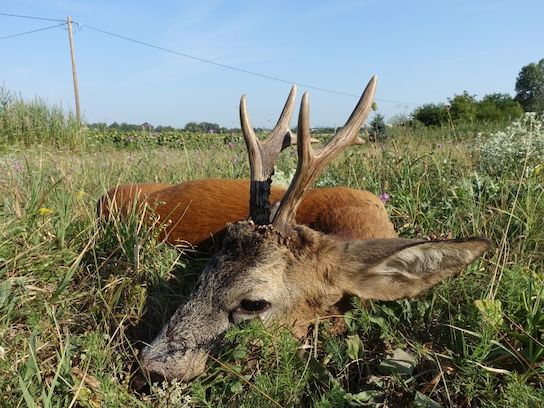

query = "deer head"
[{"left": 140, "top": 76, "right": 491, "bottom": 382}]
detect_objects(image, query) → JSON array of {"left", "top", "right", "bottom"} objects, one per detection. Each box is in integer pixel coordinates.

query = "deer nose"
[{"left": 139, "top": 348, "right": 209, "bottom": 382}]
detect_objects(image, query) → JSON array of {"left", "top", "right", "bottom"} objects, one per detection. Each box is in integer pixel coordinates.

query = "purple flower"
[
  {"left": 227, "top": 142, "right": 235, "bottom": 149},
  {"left": 12, "top": 161, "right": 22, "bottom": 172},
  {"left": 436, "top": 143, "right": 443, "bottom": 149},
  {"left": 379, "top": 192, "right": 390, "bottom": 204},
  {"left": 126, "top": 136, "right": 135, "bottom": 143}
]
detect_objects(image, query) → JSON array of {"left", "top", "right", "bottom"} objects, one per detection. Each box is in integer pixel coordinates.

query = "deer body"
[
  {"left": 98, "top": 179, "right": 397, "bottom": 249},
  {"left": 118, "top": 77, "right": 491, "bottom": 383}
]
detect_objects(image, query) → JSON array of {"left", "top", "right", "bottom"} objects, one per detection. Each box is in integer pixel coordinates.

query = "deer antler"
[
  {"left": 240, "top": 85, "right": 297, "bottom": 224},
  {"left": 272, "top": 75, "right": 377, "bottom": 237}
]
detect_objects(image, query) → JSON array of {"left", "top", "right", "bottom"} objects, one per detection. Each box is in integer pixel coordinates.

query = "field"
[{"left": 0, "top": 115, "right": 543, "bottom": 407}]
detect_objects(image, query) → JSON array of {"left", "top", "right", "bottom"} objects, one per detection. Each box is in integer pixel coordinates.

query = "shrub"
[
  {"left": 477, "top": 93, "right": 524, "bottom": 122},
  {"left": 448, "top": 91, "right": 477, "bottom": 123},
  {"left": 413, "top": 103, "right": 448, "bottom": 127},
  {"left": 368, "top": 113, "right": 388, "bottom": 142},
  {"left": 477, "top": 113, "right": 544, "bottom": 177}
]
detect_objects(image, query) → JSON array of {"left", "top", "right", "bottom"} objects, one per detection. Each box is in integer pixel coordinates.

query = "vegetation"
[
  {"left": 412, "top": 92, "right": 523, "bottom": 127},
  {"left": 412, "top": 103, "right": 449, "bottom": 127},
  {"left": 515, "top": 58, "right": 544, "bottom": 113},
  {"left": 0, "top": 86, "right": 81, "bottom": 147},
  {"left": 368, "top": 113, "right": 388, "bottom": 142},
  {"left": 1, "top": 90, "right": 543, "bottom": 406}
]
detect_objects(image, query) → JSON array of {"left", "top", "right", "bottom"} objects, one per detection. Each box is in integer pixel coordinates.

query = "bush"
[
  {"left": 368, "top": 113, "right": 388, "bottom": 142},
  {"left": 477, "top": 93, "right": 524, "bottom": 122},
  {"left": 413, "top": 93, "right": 523, "bottom": 128},
  {"left": 448, "top": 91, "right": 477, "bottom": 123},
  {"left": 413, "top": 103, "right": 448, "bottom": 127},
  {"left": 477, "top": 113, "right": 544, "bottom": 177}
]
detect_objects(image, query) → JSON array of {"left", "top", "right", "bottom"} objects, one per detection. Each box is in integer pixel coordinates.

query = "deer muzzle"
[{"left": 140, "top": 346, "right": 209, "bottom": 382}]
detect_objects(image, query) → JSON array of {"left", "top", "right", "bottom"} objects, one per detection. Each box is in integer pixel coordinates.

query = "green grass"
[{"left": 0, "top": 122, "right": 543, "bottom": 407}]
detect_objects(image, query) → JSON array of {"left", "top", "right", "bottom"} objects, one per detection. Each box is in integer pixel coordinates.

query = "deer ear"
[{"left": 339, "top": 238, "right": 491, "bottom": 301}]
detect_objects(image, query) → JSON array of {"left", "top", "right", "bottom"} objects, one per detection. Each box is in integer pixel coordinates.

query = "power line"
[
  {"left": 0, "top": 11, "right": 419, "bottom": 106},
  {"left": 84, "top": 25, "right": 364, "bottom": 98},
  {"left": 0, "top": 11, "right": 65, "bottom": 23},
  {"left": 0, "top": 22, "right": 66, "bottom": 40},
  {"left": 84, "top": 24, "right": 418, "bottom": 105}
]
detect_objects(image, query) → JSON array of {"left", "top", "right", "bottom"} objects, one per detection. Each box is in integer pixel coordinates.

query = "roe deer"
[
  {"left": 139, "top": 76, "right": 491, "bottom": 382},
  {"left": 97, "top": 86, "right": 394, "bottom": 250}
]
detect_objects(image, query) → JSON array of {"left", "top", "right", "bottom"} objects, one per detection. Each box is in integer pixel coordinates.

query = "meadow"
[{"left": 0, "top": 97, "right": 543, "bottom": 406}]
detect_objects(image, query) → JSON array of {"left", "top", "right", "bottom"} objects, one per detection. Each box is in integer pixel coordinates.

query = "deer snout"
[{"left": 140, "top": 346, "right": 209, "bottom": 382}]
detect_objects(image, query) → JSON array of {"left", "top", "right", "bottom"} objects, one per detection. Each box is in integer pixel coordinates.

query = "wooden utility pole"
[{"left": 66, "top": 16, "right": 81, "bottom": 126}]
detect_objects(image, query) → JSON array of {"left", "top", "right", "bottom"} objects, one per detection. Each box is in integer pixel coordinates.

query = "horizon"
[{"left": 1, "top": 1, "right": 543, "bottom": 128}]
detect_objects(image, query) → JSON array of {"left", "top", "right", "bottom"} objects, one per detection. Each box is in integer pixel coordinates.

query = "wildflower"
[
  {"left": 12, "top": 161, "right": 22, "bottom": 172},
  {"left": 227, "top": 142, "right": 235, "bottom": 149},
  {"left": 477, "top": 113, "right": 544, "bottom": 177},
  {"left": 436, "top": 143, "right": 443, "bottom": 149},
  {"left": 38, "top": 207, "right": 53, "bottom": 216},
  {"left": 126, "top": 136, "right": 135, "bottom": 143},
  {"left": 379, "top": 192, "right": 390, "bottom": 204},
  {"left": 76, "top": 190, "right": 85, "bottom": 200}
]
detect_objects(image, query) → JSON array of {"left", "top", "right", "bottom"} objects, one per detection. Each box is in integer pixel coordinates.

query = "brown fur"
[
  {"left": 118, "top": 79, "right": 491, "bottom": 383},
  {"left": 97, "top": 179, "right": 397, "bottom": 249},
  {"left": 139, "top": 221, "right": 491, "bottom": 381}
]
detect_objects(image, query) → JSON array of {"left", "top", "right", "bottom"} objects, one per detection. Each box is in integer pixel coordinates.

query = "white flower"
[{"left": 477, "top": 114, "right": 544, "bottom": 177}]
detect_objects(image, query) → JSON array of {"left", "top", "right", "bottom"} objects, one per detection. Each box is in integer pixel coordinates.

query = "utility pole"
[{"left": 66, "top": 16, "right": 81, "bottom": 126}]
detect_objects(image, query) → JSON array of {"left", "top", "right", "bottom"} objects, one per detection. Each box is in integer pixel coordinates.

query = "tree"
[
  {"left": 448, "top": 91, "right": 477, "bottom": 123},
  {"left": 476, "top": 93, "right": 523, "bottom": 122},
  {"left": 368, "top": 113, "right": 387, "bottom": 142},
  {"left": 413, "top": 103, "right": 448, "bottom": 127},
  {"left": 183, "top": 121, "right": 221, "bottom": 133},
  {"left": 515, "top": 59, "right": 544, "bottom": 113}
]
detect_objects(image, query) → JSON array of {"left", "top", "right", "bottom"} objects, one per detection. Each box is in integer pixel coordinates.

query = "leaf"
[
  {"left": 378, "top": 348, "right": 417, "bottom": 376},
  {"left": 346, "top": 390, "right": 382, "bottom": 406},
  {"left": 0, "top": 279, "right": 12, "bottom": 307},
  {"left": 414, "top": 391, "right": 442, "bottom": 408},
  {"left": 231, "top": 347, "right": 247, "bottom": 360},
  {"left": 18, "top": 375, "right": 38, "bottom": 408},
  {"left": 230, "top": 381, "right": 244, "bottom": 394},
  {"left": 474, "top": 299, "right": 503, "bottom": 328},
  {"left": 346, "top": 334, "right": 362, "bottom": 361}
]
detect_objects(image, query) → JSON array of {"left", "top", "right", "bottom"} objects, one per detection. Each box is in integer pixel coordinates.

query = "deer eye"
[{"left": 235, "top": 299, "right": 271, "bottom": 315}]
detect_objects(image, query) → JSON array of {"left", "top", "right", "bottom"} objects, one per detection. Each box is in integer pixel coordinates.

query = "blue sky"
[{"left": 1, "top": 0, "right": 543, "bottom": 127}]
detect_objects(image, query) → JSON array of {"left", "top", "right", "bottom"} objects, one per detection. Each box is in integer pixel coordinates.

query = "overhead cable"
[
  {"left": 0, "top": 22, "right": 66, "bottom": 40},
  {"left": 84, "top": 24, "right": 417, "bottom": 105},
  {"left": 0, "top": 11, "right": 65, "bottom": 23}
]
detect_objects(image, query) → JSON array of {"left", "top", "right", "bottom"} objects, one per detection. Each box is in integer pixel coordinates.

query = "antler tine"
[
  {"left": 315, "top": 75, "right": 376, "bottom": 159},
  {"left": 240, "top": 85, "right": 297, "bottom": 224},
  {"left": 272, "top": 76, "right": 377, "bottom": 236}
]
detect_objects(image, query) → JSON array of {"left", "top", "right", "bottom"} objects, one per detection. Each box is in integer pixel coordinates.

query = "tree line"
[
  {"left": 86, "top": 58, "right": 543, "bottom": 132},
  {"left": 411, "top": 58, "right": 543, "bottom": 127}
]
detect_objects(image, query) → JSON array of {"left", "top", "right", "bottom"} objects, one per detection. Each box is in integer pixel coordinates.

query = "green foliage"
[
  {"left": 477, "top": 93, "right": 524, "bottom": 121},
  {"left": 413, "top": 92, "right": 523, "bottom": 128},
  {"left": 1, "top": 108, "right": 543, "bottom": 406},
  {"left": 412, "top": 103, "right": 449, "bottom": 127},
  {"left": 0, "top": 86, "right": 81, "bottom": 147},
  {"left": 184, "top": 121, "right": 222, "bottom": 133},
  {"left": 449, "top": 91, "right": 478, "bottom": 123},
  {"left": 515, "top": 58, "right": 544, "bottom": 113},
  {"left": 368, "top": 113, "right": 388, "bottom": 142}
]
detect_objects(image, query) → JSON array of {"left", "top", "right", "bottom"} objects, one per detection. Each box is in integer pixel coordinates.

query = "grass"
[
  {"left": 0, "top": 118, "right": 543, "bottom": 407},
  {"left": 0, "top": 86, "right": 81, "bottom": 148}
]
